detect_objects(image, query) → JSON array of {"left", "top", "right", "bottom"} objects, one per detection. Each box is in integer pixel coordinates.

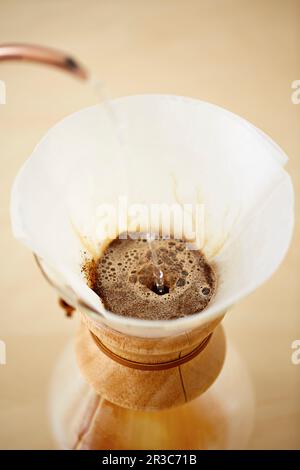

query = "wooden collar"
[{"left": 90, "top": 331, "right": 213, "bottom": 371}]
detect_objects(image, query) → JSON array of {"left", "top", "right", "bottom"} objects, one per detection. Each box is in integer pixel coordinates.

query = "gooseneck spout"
[{"left": 0, "top": 43, "right": 88, "bottom": 80}]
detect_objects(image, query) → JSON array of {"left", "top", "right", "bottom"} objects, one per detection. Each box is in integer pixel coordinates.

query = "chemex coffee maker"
[{"left": 1, "top": 43, "right": 294, "bottom": 449}]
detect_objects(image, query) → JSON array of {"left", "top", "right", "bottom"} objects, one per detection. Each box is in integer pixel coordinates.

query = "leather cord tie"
[{"left": 90, "top": 331, "right": 213, "bottom": 371}]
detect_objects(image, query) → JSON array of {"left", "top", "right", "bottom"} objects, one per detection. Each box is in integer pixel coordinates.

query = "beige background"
[{"left": 0, "top": 0, "right": 299, "bottom": 449}]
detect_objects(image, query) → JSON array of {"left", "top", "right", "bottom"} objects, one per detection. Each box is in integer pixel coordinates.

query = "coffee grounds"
[{"left": 84, "top": 234, "right": 217, "bottom": 321}]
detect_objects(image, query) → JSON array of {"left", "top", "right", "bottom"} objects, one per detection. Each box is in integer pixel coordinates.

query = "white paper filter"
[{"left": 11, "top": 95, "right": 294, "bottom": 337}]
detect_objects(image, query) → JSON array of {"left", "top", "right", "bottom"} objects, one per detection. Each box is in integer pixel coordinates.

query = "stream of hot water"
[{"left": 92, "top": 80, "right": 166, "bottom": 295}]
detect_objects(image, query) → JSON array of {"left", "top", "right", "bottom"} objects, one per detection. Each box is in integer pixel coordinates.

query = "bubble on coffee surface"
[{"left": 84, "top": 233, "right": 217, "bottom": 321}]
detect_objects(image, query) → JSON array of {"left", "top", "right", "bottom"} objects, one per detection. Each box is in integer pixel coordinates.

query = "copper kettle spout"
[{"left": 0, "top": 43, "right": 88, "bottom": 80}]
